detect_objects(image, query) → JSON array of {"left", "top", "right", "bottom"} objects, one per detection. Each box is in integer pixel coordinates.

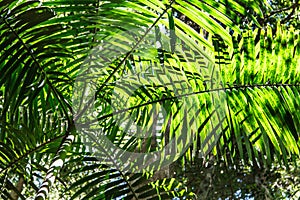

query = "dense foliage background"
[{"left": 0, "top": 0, "right": 299, "bottom": 199}]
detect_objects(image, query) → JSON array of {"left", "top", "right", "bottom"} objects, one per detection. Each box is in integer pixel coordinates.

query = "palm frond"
[
  {"left": 211, "top": 23, "right": 300, "bottom": 167},
  {"left": 1, "top": 0, "right": 298, "bottom": 199}
]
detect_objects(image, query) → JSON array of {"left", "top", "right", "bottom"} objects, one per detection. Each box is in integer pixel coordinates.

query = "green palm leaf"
[{"left": 1, "top": 0, "right": 299, "bottom": 199}]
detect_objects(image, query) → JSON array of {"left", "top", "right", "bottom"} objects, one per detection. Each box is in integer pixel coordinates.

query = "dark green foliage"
[{"left": 0, "top": 0, "right": 299, "bottom": 199}]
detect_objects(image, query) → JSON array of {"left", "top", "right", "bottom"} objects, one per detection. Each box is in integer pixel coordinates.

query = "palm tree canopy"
[{"left": 0, "top": 0, "right": 299, "bottom": 199}]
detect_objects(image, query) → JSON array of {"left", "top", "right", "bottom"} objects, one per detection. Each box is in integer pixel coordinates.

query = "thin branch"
[
  {"left": 281, "top": 1, "right": 299, "bottom": 24},
  {"left": 10, "top": 174, "right": 24, "bottom": 200},
  {"left": 265, "top": 1, "right": 299, "bottom": 19}
]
